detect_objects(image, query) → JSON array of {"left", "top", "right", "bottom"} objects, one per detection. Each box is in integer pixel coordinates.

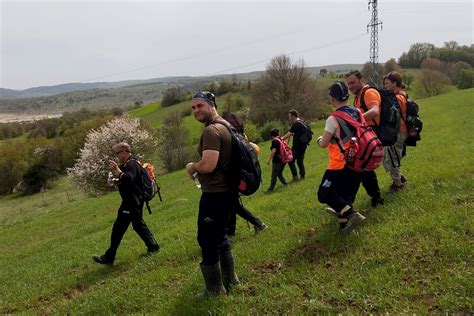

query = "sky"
[{"left": 0, "top": 0, "right": 472, "bottom": 90}]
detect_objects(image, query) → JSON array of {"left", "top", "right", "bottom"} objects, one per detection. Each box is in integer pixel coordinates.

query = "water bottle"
[
  {"left": 107, "top": 171, "right": 114, "bottom": 186},
  {"left": 192, "top": 172, "right": 201, "bottom": 189},
  {"left": 346, "top": 137, "right": 358, "bottom": 167}
]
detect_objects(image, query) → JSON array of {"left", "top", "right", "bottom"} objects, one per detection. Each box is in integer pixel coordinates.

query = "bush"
[
  {"left": 244, "top": 121, "right": 262, "bottom": 144},
  {"left": 156, "top": 111, "right": 193, "bottom": 172},
  {"left": 68, "top": 116, "right": 156, "bottom": 195},
  {"left": 258, "top": 120, "right": 289, "bottom": 142},
  {"left": 457, "top": 68, "right": 474, "bottom": 89},
  {"left": 21, "top": 147, "right": 62, "bottom": 194},
  {"left": 413, "top": 69, "right": 451, "bottom": 97},
  {"left": 161, "top": 87, "right": 181, "bottom": 107}
]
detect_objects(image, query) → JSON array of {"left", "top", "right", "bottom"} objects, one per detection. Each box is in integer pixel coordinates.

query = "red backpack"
[
  {"left": 274, "top": 137, "right": 293, "bottom": 164},
  {"left": 332, "top": 111, "right": 384, "bottom": 172}
]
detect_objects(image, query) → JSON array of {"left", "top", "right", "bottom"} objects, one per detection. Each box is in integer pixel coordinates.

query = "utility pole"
[{"left": 367, "top": 0, "right": 383, "bottom": 87}]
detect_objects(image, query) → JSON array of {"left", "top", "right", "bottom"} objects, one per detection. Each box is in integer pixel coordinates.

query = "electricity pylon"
[{"left": 367, "top": 0, "right": 383, "bottom": 87}]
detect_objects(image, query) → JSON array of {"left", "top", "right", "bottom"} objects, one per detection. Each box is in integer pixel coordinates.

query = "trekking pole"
[{"left": 156, "top": 181, "right": 163, "bottom": 202}]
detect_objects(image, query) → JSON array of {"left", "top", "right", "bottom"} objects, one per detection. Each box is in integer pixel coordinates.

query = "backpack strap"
[
  {"left": 359, "top": 86, "right": 373, "bottom": 113},
  {"left": 145, "top": 201, "right": 152, "bottom": 214},
  {"left": 331, "top": 110, "right": 366, "bottom": 154}
]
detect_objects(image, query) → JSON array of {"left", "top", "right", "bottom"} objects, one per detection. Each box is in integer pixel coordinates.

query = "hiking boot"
[
  {"left": 292, "top": 176, "right": 300, "bottom": 182},
  {"left": 200, "top": 263, "right": 226, "bottom": 298},
  {"left": 146, "top": 245, "right": 160, "bottom": 255},
  {"left": 264, "top": 188, "right": 274, "bottom": 193},
  {"left": 340, "top": 212, "right": 366, "bottom": 235},
  {"left": 338, "top": 217, "right": 348, "bottom": 231},
  {"left": 92, "top": 254, "right": 114, "bottom": 266},
  {"left": 371, "top": 196, "right": 384, "bottom": 207},
  {"left": 254, "top": 223, "right": 268, "bottom": 234},
  {"left": 219, "top": 250, "right": 240, "bottom": 292},
  {"left": 325, "top": 207, "right": 338, "bottom": 217},
  {"left": 389, "top": 182, "right": 404, "bottom": 192},
  {"left": 401, "top": 175, "right": 407, "bottom": 183}
]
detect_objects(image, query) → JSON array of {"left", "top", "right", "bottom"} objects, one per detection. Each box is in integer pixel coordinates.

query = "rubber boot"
[
  {"left": 200, "top": 262, "right": 226, "bottom": 297},
  {"left": 219, "top": 250, "right": 240, "bottom": 292}
]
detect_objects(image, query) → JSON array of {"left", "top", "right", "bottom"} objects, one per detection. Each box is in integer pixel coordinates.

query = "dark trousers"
[
  {"left": 317, "top": 167, "right": 361, "bottom": 215},
  {"left": 104, "top": 205, "right": 158, "bottom": 260},
  {"left": 227, "top": 196, "right": 263, "bottom": 234},
  {"left": 198, "top": 191, "right": 232, "bottom": 266},
  {"left": 288, "top": 148, "right": 306, "bottom": 178},
  {"left": 268, "top": 162, "right": 288, "bottom": 190},
  {"left": 360, "top": 170, "right": 381, "bottom": 198}
]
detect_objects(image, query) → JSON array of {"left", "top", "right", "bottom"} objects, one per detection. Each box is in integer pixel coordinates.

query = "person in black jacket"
[
  {"left": 92, "top": 142, "right": 160, "bottom": 265},
  {"left": 282, "top": 109, "right": 309, "bottom": 181}
]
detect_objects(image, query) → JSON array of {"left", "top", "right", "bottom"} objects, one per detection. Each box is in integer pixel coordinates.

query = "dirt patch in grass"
[
  {"left": 252, "top": 260, "right": 282, "bottom": 274},
  {"left": 452, "top": 196, "right": 474, "bottom": 206},
  {"left": 290, "top": 240, "right": 326, "bottom": 263}
]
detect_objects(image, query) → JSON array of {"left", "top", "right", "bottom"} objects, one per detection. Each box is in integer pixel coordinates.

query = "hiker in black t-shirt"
[
  {"left": 266, "top": 128, "right": 288, "bottom": 192},
  {"left": 282, "top": 109, "right": 308, "bottom": 181},
  {"left": 92, "top": 142, "right": 159, "bottom": 266}
]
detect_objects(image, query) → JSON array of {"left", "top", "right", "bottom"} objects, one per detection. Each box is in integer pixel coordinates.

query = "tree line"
[{"left": 1, "top": 40, "right": 470, "bottom": 196}]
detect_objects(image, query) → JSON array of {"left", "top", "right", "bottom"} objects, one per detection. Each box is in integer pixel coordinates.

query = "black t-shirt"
[
  {"left": 289, "top": 120, "right": 308, "bottom": 152},
  {"left": 270, "top": 138, "right": 282, "bottom": 163}
]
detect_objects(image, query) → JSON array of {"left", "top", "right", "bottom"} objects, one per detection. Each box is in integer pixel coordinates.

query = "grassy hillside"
[{"left": 0, "top": 89, "right": 472, "bottom": 314}]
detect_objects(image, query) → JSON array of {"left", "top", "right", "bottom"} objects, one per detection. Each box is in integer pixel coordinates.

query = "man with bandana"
[{"left": 185, "top": 91, "right": 239, "bottom": 297}]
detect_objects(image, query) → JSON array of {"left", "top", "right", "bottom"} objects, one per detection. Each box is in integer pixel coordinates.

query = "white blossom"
[{"left": 67, "top": 116, "right": 156, "bottom": 195}]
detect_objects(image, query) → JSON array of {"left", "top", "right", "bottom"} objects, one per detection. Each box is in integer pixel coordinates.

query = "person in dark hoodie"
[
  {"left": 92, "top": 142, "right": 160, "bottom": 265},
  {"left": 316, "top": 81, "right": 366, "bottom": 234}
]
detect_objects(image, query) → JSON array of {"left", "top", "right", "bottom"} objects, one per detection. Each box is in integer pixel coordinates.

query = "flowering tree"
[{"left": 68, "top": 116, "right": 155, "bottom": 195}]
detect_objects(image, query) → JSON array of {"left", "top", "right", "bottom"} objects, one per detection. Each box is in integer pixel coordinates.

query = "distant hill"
[
  {"left": 0, "top": 64, "right": 362, "bottom": 116},
  {"left": 0, "top": 76, "right": 195, "bottom": 100},
  {"left": 0, "top": 64, "right": 362, "bottom": 100}
]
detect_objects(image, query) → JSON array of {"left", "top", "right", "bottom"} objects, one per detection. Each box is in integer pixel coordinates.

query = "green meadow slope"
[{"left": 0, "top": 89, "right": 472, "bottom": 314}]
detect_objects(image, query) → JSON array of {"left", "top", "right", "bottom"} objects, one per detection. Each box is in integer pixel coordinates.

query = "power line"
[
  {"left": 78, "top": 26, "right": 323, "bottom": 83},
  {"left": 204, "top": 32, "right": 367, "bottom": 76}
]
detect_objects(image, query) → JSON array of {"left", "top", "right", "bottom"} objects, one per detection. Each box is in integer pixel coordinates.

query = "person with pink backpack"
[
  {"left": 316, "top": 81, "right": 370, "bottom": 234},
  {"left": 265, "top": 128, "right": 290, "bottom": 192}
]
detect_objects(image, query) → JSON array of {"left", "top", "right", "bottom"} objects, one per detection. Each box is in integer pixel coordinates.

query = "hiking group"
[{"left": 92, "top": 69, "right": 421, "bottom": 298}]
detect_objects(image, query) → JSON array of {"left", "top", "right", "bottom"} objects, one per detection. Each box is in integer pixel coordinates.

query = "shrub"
[
  {"left": 258, "top": 120, "right": 288, "bottom": 142},
  {"left": 244, "top": 121, "right": 262, "bottom": 144},
  {"left": 156, "top": 111, "right": 193, "bottom": 172},
  {"left": 413, "top": 69, "right": 451, "bottom": 97},
  {"left": 21, "top": 147, "right": 62, "bottom": 194},
  {"left": 68, "top": 116, "right": 155, "bottom": 195},
  {"left": 457, "top": 68, "right": 474, "bottom": 89}
]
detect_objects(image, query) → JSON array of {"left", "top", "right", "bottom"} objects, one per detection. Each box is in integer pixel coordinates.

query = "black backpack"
[
  {"left": 403, "top": 96, "right": 423, "bottom": 147},
  {"left": 213, "top": 119, "right": 262, "bottom": 195},
  {"left": 131, "top": 159, "right": 161, "bottom": 214},
  {"left": 361, "top": 87, "right": 400, "bottom": 146},
  {"left": 299, "top": 120, "right": 313, "bottom": 145}
]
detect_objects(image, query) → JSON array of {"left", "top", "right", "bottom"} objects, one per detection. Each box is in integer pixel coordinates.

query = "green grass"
[
  {"left": 0, "top": 89, "right": 473, "bottom": 314},
  {"left": 0, "top": 132, "right": 29, "bottom": 144},
  {"left": 127, "top": 101, "right": 162, "bottom": 117}
]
